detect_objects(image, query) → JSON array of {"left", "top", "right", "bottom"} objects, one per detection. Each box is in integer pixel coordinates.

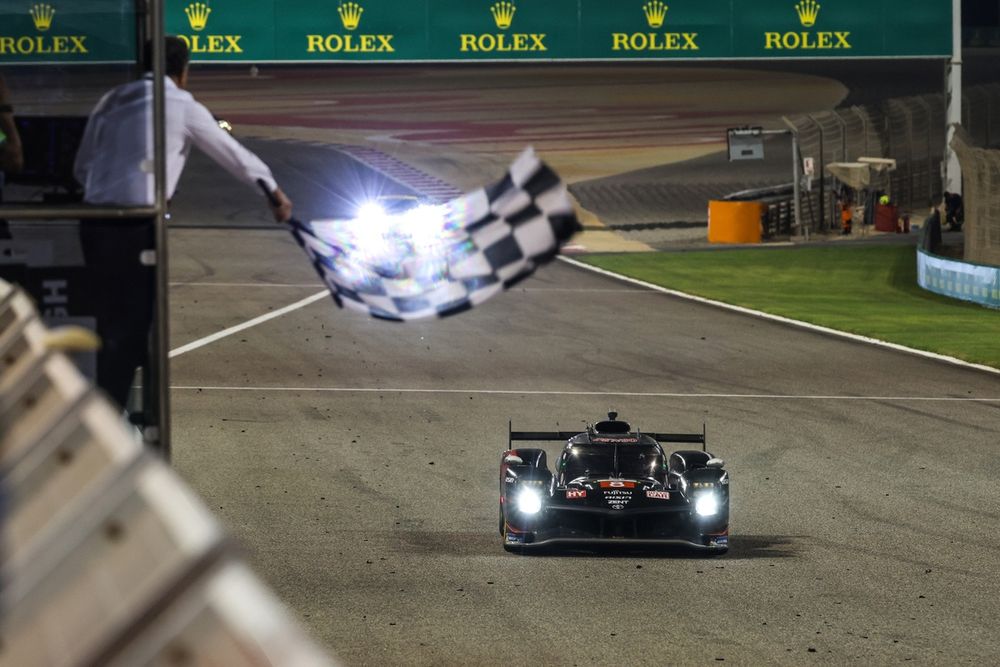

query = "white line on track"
[
  {"left": 169, "top": 290, "right": 328, "bottom": 359},
  {"left": 559, "top": 256, "right": 1000, "bottom": 377},
  {"left": 516, "top": 288, "right": 659, "bottom": 292},
  {"left": 169, "top": 386, "right": 1000, "bottom": 402},
  {"left": 167, "top": 282, "right": 655, "bottom": 358},
  {"left": 170, "top": 282, "right": 649, "bottom": 292},
  {"left": 170, "top": 282, "right": 323, "bottom": 288}
]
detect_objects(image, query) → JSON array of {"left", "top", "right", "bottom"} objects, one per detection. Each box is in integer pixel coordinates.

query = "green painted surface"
[
  {"left": 579, "top": 246, "right": 1000, "bottom": 370},
  {"left": 2, "top": 0, "right": 951, "bottom": 63}
]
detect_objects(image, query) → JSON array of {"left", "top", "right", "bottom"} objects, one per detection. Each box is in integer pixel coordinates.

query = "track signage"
[
  {"left": 0, "top": 0, "right": 952, "bottom": 64},
  {"left": 0, "top": 0, "right": 135, "bottom": 63}
]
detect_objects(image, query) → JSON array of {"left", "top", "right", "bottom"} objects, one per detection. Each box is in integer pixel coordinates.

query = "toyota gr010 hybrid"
[{"left": 499, "top": 412, "right": 729, "bottom": 553}]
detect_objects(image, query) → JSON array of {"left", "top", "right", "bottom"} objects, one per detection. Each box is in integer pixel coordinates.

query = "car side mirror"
[
  {"left": 504, "top": 455, "right": 524, "bottom": 465},
  {"left": 706, "top": 458, "right": 725, "bottom": 468}
]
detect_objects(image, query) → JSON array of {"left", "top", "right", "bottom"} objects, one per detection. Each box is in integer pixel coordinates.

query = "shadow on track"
[
  {"left": 394, "top": 531, "right": 798, "bottom": 559},
  {"left": 519, "top": 535, "right": 797, "bottom": 560}
]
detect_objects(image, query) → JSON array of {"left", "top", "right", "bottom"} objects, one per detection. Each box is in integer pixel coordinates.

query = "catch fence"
[
  {"left": 783, "top": 83, "right": 1000, "bottom": 236},
  {"left": 951, "top": 128, "right": 1000, "bottom": 267}
]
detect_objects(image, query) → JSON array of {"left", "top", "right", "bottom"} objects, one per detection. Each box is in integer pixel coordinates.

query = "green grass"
[{"left": 579, "top": 245, "right": 1000, "bottom": 369}]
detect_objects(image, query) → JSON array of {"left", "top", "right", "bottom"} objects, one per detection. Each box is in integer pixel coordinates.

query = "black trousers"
[{"left": 79, "top": 220, "right": 155, "bottom": 408}]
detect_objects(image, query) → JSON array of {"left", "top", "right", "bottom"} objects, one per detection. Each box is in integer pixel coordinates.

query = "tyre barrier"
[{"left": 0, "top": 278, "right": 335, "bottom": 666}]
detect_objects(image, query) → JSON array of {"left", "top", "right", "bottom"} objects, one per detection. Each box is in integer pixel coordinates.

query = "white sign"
[{"left": 803, "top": 157, "right": 815, "bottom": 176}]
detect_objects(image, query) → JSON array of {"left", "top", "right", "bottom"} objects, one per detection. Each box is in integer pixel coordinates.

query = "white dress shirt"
[{"left": 73, "top": 75, "right": 277, "bottom": 206}]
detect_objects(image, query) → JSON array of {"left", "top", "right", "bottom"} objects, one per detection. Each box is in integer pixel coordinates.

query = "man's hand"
[{"left": 269, "top": 186, "right": 293, "bottom": 223}]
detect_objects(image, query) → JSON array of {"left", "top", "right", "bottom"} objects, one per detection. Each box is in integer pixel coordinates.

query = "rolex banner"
[
  {"left": 289, "top": 147, "right": 582, "bottom": 322},
  {"left": 1, "top": 0, "right": 952, "bottom": 64},
  {"left": 0, "top": 0, "right": 135, "bottom": 63}
]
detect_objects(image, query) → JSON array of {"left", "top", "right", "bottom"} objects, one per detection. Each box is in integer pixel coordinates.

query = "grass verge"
[{"left": 577, "top": 245, "right": 1000, "bottom": 370}]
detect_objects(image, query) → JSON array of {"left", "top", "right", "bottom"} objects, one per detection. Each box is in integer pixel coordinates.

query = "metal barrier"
[
  {"left": 722, "top": 184, "right": 796, "bottom": 239},
  {"left": 951, "top": 128, "right": 1000, "bottom": 267},
  {"left": 0, "top": 278, "right": 335, "bottom": 667},
  {"left": 917, "top": 243, "right": 1000, "bottom": 310},
  {"left": 783, "top": 83, "right": 1000, "bottom": 235}
]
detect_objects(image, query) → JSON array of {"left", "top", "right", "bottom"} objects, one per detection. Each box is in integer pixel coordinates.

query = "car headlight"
[
  {"left": 694, "top": 492, "right": 719, "bottom": 517},
  {"left": 356, "top": 201, "right": 386, "bottom": 221},
  {"left": 516, "top": 489, "right": 543, "bottom": 515}
]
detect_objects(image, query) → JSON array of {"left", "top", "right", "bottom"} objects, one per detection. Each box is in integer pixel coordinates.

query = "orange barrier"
[{"left": 707, "top": 200, "right": 766, "bottom": 244}]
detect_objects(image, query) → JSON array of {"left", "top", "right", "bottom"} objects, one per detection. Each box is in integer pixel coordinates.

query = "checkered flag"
[{"left": 289, "top": 148, "right": 581, "bottom": 321}]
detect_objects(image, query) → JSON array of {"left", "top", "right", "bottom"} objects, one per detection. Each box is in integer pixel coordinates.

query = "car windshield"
[
  {"left": 562, "top": 444, "right": 663, "bottom": 481},
  {"left": 618, "top": 445, "right": 664, "bottom": 479},
  {"left": 563, "top": 445, "right": 615, "bottom": 480}
]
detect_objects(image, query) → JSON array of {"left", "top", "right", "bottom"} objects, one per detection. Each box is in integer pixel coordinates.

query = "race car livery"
[{"left": 499, "top": 412, "right": 729, "bottom": 553}]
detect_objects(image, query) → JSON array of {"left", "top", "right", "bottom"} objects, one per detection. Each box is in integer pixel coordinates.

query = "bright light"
[
  {"left": 403, "top": 204, "right": 448, "bottom": 250},
  {"left": 516, "top": 489, "right": 543, "bottom": 514},
  {"left": 356, "top": 201, "right": 386, "bottom": 220},
  {"left": 307, "top": 195, "right": 477, "bottom": 312},
  {"left": 694, "top": 493, "right": 719, "bottom": 517}
]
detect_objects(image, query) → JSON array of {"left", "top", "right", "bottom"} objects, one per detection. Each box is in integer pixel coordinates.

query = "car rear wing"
[{"left": 509, "top": 422, "right": 707, "bottom": 451}]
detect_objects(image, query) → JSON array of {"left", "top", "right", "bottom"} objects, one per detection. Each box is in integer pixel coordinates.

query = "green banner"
[
  {"left": 580, "top": 0, "right": 730, "bottom": 59},
  {"left": 730, "top": 0, "right": 943, "bottom": 58},
  {"left": 0, "top": 0, "right": 135, "bottom": 63},
  {"left": 279, "top": 1, "right": 427, "bottom": 62},
  {"left": 168, "top": 0, "right": 272, "bottom": 59},
  {"left": 433, "top": 0, "right": 578, "bottom": 60},
  {"left": 2, "top": 0, "right": 953, "bottom": 64}
]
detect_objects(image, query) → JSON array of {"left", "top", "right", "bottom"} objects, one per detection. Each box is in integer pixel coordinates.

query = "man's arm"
[{"left": 185, "top": 100, "right": 292, "bottom": 222}]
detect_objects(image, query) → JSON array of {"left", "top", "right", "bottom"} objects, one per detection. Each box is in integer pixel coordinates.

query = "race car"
[{"left": 499, "top": 412, "right": 729, "bottom": 553}]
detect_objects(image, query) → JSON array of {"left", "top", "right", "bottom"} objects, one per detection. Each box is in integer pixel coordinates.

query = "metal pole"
[
  {"left": 944, "top": 0, "right": 962, "bottom": 194},
  {"left": 792, "top": 133, "right": 804, "bottom": 240},
  {"left": 916, "top": 96, "right": 934, "bottom": 201},
  {"left": 150, "top": 0, "right": 171, "bottom": 460},
  {"left": 811, "top": 116, "right": 825, "bottom": 232},
  {"left": 134, "top": 0, "right": 148, "bottom": 79}
]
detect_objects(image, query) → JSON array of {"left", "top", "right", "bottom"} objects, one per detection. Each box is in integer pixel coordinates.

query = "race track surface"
[
  {"left": 170, "top": 228, "right": 1000, "bottom": 666},
  {"left": 162, "top": 63, "right": 1000, "bottom": 665}
]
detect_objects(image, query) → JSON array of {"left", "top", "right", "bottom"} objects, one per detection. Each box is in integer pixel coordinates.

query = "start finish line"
[{"left": 0, "top": 0, "right": 951, "bottom": 64}]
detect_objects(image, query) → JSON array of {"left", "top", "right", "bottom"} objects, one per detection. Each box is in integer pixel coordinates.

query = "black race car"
[{"left": 499, "top": 412, "right": 729, "bottom": 554}]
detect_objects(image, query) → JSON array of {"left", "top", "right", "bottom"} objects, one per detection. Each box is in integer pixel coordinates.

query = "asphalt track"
[{"left": 164, "top": 65, "right": 1000, "bottom": 665}]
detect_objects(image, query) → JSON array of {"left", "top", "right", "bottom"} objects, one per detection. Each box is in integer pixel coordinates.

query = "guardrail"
[
  {"left": 916, "top": 228, "right": 1000, "bottom": 309},
  {"left": 0, "top": 278, "right": 335, "bottom": 666},
  {"left": 722, "top": 183, "right": 796, "bottom": 239}
]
